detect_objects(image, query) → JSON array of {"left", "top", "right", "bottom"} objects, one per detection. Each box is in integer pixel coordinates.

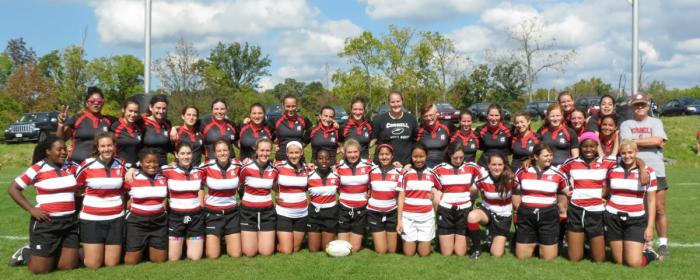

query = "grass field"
[{"left": 0, "top": 116, "right": 699, "bottom": 279}]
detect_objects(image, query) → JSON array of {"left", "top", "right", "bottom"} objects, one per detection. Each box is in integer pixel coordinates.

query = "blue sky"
[{"left": 1, "top": 0, "right": 699, "bottom": 91}]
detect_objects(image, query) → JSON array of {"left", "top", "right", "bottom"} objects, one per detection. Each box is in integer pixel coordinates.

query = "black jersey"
[
  {"left": 475, "top": 123, "right": 514, "bottom": 166},
  {"left": 176, "top": 126, "right": 203, "bottom": 166},
  {"left": 371, "top": 112, "right": 418, "bottom": 165},
  {"left": 199, "top": 116, "right": 237, "bottom": 160},
  {"left": 110, "top": 118, "right": 141, "bottom": 167},
  {"left": 271, "top": 114, "right": 312, "bottom": 161},
  {"left": 309, "top": 124, "right": 339, "bottom": 162},
  {"left": 536, "top": 124, "right": 579, "bottom": 166},
  {"left": 65, "top": 111, "right": 113, "bottom": 164},
  {"left": 510, "top": 130, "right": 539, "bottom": 171},
  {"left": 585, "top": 113, "right": 620, "bottom": 132},
  {"left": 339, "top": 118, "right": 372, "bottom": 159},
  {"left": 141, "top": 116, "right": 172, "bottom": 166},
  {"left": 416, "top": 122, "right": 451, "bottom": 168},
  {"left": 238, "top": 122, "right": 273, "bottom": 160},
  {"left": 449, "top": 129, "right": 479, "bottom": 163}
]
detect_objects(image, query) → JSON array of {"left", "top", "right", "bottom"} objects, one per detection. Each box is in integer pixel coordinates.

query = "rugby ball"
[{"left": 325, "top": 240, "right": 352, "bottom": 257}]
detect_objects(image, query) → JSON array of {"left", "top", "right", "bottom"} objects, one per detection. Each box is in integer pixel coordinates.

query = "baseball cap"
[{"left": 631, "top": 92, "right": 649, "bottom": 105}]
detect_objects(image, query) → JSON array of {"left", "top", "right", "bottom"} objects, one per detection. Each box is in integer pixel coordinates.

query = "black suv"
[
  {"left": 524, "top": 101, "right": 555, "bottom": 120},
  {"left": 4, "top": 112, "right": 59, "bottom": 143}
]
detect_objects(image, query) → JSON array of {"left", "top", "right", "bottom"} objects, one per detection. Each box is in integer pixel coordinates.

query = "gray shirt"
[{"left": 620, "top": 117, "right": 667, "bottom": 177}]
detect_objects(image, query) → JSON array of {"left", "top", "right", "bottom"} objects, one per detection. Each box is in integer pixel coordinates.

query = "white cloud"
[
  {"left": 360, "top": 0, "right": 488, "bottom": 21},
  {"left": 677, "top": 38, "right": 700, "bottom": 52},
  {"left": 449, "top": 26, "right": 492, "bottom": 54}
]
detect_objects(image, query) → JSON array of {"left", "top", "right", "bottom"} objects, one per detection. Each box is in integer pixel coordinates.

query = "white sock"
[{"left": 659, "top": 237, "right": 668, "bottom": 246}]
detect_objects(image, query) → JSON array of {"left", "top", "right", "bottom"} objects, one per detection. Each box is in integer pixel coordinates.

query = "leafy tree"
[
  {"left": 267, "top": 78, "right": 305, "bottom": 100},
  {"left": 339, "top": 32, "right": 385, "bottom": 111},
  {"left": 4, "top": 60, "right": 54, "bottom": 112},
  {"left": 202, "top": 42, "right": 271, "bottom": 91},
  {"left": 491, "top": 62, "right": 526, "bottom": 104},
  {"left": 89, "top": 55, "right": 144, "bottom": 113},
  {"left": 0, "top": 52, "right": 13, "bottom": 87},
  {"left": 419, "top": 31, "right": 458, "bottom": 99},
  {"left": 570, "top": 77, "right": 612, "bottom": 97},
  {"left": 5, "top": 38, "right": 36, "bottom": 67},
  {"left": 154, "top": 38, "right": 204, "bottom": 96}
]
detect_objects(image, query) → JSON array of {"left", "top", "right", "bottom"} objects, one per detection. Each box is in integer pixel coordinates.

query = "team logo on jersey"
[
  {"left": 116, "top": 169, "right": 121, "bottom": 176},
  {"left": 267, "top": 170, "right": 274, "bottom": 176},
  {"left": 163, "top": 131, "right": 168, "bottom": 136},
  {"left": 528, "top": 146, "right": 534, "bottom": 152},
  {"left": 230, "top": 135, "right": 235, "bottom": 140},
  {"left": 500, "top": 136, "right": 506, "bottom": 143},
  {"left": 102, "top": 127, "right": 108, "bottom": 132},
  {"left": 390, "top": 175, "right": 396, "bottom": 181},
  {"left": 364, "top": 132, "right": 369, "bottom": 137},
  {"left": 137, "top": 135, "right": 141, "bottom": 141},
  {"left": 199, "top": 139, "right": 203, "bottom": 145},
  {"left": 470, "top": 143, "right": 476, "bottom": 149},
  {"left": 545, "top": 175, "right": 552, "bottom": 180},
  {"left": 330, "top": 137, "right": 336, "bottom": 143},
  {"left": 559, "top": 138, "right": 566, "bottom": 144},
  {"left": 440, "top": 134, "right": 445, "bottom": 140},
  {"left": 297, "top": 126, "right": 302, "bottom": 131}
]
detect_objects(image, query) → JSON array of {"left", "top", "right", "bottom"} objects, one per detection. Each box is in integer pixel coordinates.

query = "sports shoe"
[
  {"left": 657, "top": 245, "right": 669, "bottom": 259},
  {"left": 8, "top": 243, "right": 29, "bottom": 267},
  {"left": 470, "top": 250, "right": 482, "bottom": 260},
  {"left": 643, "top": 244, "right": 659, "bottom": 262}
]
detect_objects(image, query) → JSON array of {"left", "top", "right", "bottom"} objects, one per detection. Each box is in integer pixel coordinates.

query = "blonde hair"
[
  {"left": 343, "top": 138, "right": 361, "bottom": 151},
  {"left": 620, "top": 139, "right": 638, "bottom": 151}
]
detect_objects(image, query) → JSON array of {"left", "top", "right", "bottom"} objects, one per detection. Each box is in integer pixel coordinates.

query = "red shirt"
[
  {"left": 75, "top": 157, "right": 126, "bottom": 220},
  {"left": 125, "top": 172, "right": 168, "bottom": 216},
  {"left": 15, "top": 160, "right": 79, "bottom": 217}
]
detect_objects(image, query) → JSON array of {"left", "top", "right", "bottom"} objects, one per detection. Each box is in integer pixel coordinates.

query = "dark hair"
[
  {"left": 316, "top": 148, "right": 331, "bottom": 159},
  {"left": 351, "top": 97, "right": 366, "bottom": 108},
  {"left": 181, "top": 105, "right": 199, "bottom": 116},
  {"left": 33, "top": 135, "right": 64, "bottom": 164},
  {"left": 138, "top": 148, "right": 160, "bottom": 162},
  {"left": 211, "top": 98, "right": 227, "bottom": 109},
  {"left": 444, "top": 141, "right": 465, "bottom": 163},
  {"left": 90, "top": 132, "right": 115, "bottom": 157},
  {"left": 84, "top": 86, "right": 104, "bottom": 102},
  {"left": 282, "top": 94, "right": 298, "bottom": 103},
  {"left": 147, "top": 94, "right": 168, "bottom": 116},
  {"left": 122, "top": 96, "right": 140, "bottom": 111},
  {"left": 487, "top": 153, "right": 514, "bottom": 199},
  {"left": 175, "top": 141, "right": 193, "bottom": 154},
  {"left": 600, "top": 94, "right": 616, "bottom": 107},
  {"left": 486, "top": 104, "right": 503, "bottom": 122},
  {"left": 600, "top": 114, "right": 618, "bottom": 128},
  {"left": 557, "top": 90, "right": 573, "bottom": 103},
  {"left": 320, "top": 105, "right": 335, "bottom": 116},
  {"left": 213, "top": 139, "right": 231, "bottom": 151},
  {"left": 420, "top": 102, "right": 435, "bottom": 118},
  {"left": 250, "top": 102, "right": 266, "bottom": 114},
  {"left": 388, "top": 92, "right": 403, "bottom": 102},
  {"left": 410, "top": 143, "right": 429, "bottom": 160},
  {"left": 459, "top": 110, "right": 473, "bottom": 120},
  {"left": 532, "top": 142, "right": 553, "bottom": 157}
]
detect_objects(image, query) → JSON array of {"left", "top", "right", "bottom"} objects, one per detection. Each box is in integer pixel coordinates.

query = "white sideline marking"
[
  {"left": 0, "top": 236, "right": 27, "bottom": 240},
  {"left": 668, "top": 242, "right": 700, "bottom": 248}
]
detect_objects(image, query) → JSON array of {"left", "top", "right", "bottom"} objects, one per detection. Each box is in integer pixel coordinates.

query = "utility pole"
[
  {"left": 631, "top": 0, "right": 639, "bottom": 96},
  {"left": 144, "top": 0, "right": 152, "bottom": 93}
]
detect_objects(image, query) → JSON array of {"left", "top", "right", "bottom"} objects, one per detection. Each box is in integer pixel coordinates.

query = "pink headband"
[{"left": 578, "top": 131, "right": 599, "bottom": 144}]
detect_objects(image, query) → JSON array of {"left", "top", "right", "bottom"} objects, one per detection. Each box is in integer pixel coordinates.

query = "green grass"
[{"left": 0, "top": 117, "right": 699, "bottom": 279}]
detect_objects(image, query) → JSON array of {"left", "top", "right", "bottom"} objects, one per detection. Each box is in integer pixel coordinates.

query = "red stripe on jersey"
[
  {"left": 432, "top": 162, "right": 481, "bottom": 208},
  {"left": 336, "top": 160, "right": 372, "bottom": 208},
  {"left": 401, "top": 168, "right": 440, "bottom": 214},
  {"left": 559, "top": 157, "right": 616, "bottom": 210},
  {"left": 240, "top": 161, "right": 278, "bottom": 208},
  {"left": 76, "top": 158, "right": 126, "bottom": 219},
  {"left": 201, "top": 159, "right": 242, "bottom": 211},
  {"left": 606, "top": 166, "right": 657, "bottom": 216},
  {"left": 162, "top": 166, "right": 205, "bottom": 213},
  {"left": 275, "top": 162, "right": 309, "bottom": 217},
  {"left": 307, "top": 170, "right": 339, "bottom": 208},
  {"left": 15, "top": 160, "right": 78, "bottom": 216},
  {"left": 367, "top": 166, "right": 402, "bottom": 212},
  {"left": 515, "top": 166, "right": 568, "bottom": 208},
  {"left": 125, "top": 172, "right": 168, "bottom": 215},
  {"left": 475, "top": 175, "right": 514, "bottom": 216}
]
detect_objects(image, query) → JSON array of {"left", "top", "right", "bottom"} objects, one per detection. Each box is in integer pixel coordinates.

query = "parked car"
[
  {"left": 4, "top": 111, "right": 59, "bottom": 143},
  {"left": 615, "top": 96, "right": 659, "bottom": 122},
  {"left": 435, "top": 102, "right": 460, "bottom": 127},
  {"left": 370, "top": 103, "right": 410, "bottom": 120},
  {"left": 332, "top": 106, "right": 349, "bottom": 126},
  {"left": 575, "top": 96, "right": 601, "bottom": 116},
  {"left": 265, "top": 104, "right": 284, "bottom": 122},
  {"left": 524, "top": 101, "right": 555, "bottom": 120},
  {"left": 660, "top": 98, "right": 700, "bottom": 116},
  {"left": 468, "top": 102, "right": 511, "bottom": 122}
]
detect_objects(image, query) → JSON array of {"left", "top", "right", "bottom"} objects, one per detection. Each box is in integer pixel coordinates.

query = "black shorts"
[
  {"left": 125, "top": 212, "right": 168, "bottom": 251},
  {"left": 367, "top": 209, "right": 397, "bottom": 233},
  {"left": 169, "top": 210, "right": 205, "bottom": 238},
  {"left": 337, "top": 205, "right": 367, "bottom": 235},
  {"left": 80, "top": 217, "right": 125, "bottom": 245},
  {"left": 29, "top": 215, "right": 79, "bottom": 257},
  {"left": 437, "top": 206, "right": 469, "bottom": 236},
  {"left": 205, "top": 208, "right": 241, "bottom": 237},
  {"left": 567, "top": 204, "right": 604, "bottom": 237},
  {"left": 276, "top": 215, "right": 308, "bottom": 232},
  {"left": 480, "top": 206, "right": 512, "bottom": 237},
  {"left": 516, "top": 205, "right": 560, "bottom": 245},
  {"left": 306, "top": 205, "right": 338, "bottom": 233},
  {"left": 240, "top": 206, "right": 276, "bottom": 232},
  {"left": 604, "top": 211, "right": 647, "bottom": 243},
  {"left": 656, "top": 177, "right": 669, "bottom": 191}
]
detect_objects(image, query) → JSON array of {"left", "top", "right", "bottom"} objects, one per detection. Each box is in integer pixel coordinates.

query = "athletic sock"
[
  {"left": 467, "top": 222, "right": 482, "bottom": 250},
  {"left": 659, "top": 238, "right": 668, "bottom": 246}
]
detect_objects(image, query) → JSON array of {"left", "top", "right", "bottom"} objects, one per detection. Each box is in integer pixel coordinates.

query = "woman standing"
[
  {"left": 141, "top": 94, "right": 172, "bottom": 166},
  {"left": 201, "top": 139, "right": 243, "bottom": 259},
  {"left": 397, "top": 143, "right": 440, "bottom": 257},
  {"left": 111, "top": 98, "right": 142, "bottom": 168},
  {"left": 598, "top": 115, "right": 619, "bottom": 157},
  {"left": 475, "top": 104, "right": 514, "bottom": 167},
  {"left": 306, "top": 149, "right": 340, "bottom": 252},
  {"left": 340, "top": 98, "right": 372, "bottom": 160},
  {"left": 570, "top": 110, "right": 586, "bottom": 137},
  {"left": 123, "top": 149, "right": 168, "bottom": 265},
  {"left": 336, "top": 139, "right": 373, "bottom": 252},
  {"left": 200, "top": 99, "right": 238, "bottom": 160},
  {"left": 416, "top": 102, "right": 451, "bottom": 168},
  {"left": 8, "top": 136, "right": 80, "bottom": 274},
  {"left": 310, "top": 106, "right": 341, "bottom": 162},
  {"left": 433, "top": 142, "right": 482, "bottom": 256},
  {"left": 275, "top": 141, "right": 309, "bottom": 255},
  {"left": 513, "top": 143, "right": 569, "bottom": 260},
  {"left": 75, "top": 133, "right": 126, "bottom": 268},
  {"left": 57, "top": 86, "right": 114, "bottom": 164},
  {"left": 162, "top": 142, "right": 205, "bottom": 261},
  {"left": 510, "top": 113, "right": 539, "bottom": 171},
  {"left": 239, "top": 139, "right": 278, "bottom": 257},
  {"left": 558, "top": 91, "right": 576, "bottom": 126},
  {"left": 449, "top": 111, "right": 479, "bottom": 163},
  {"left": 366, "top": 144, "right": 402, "bottom": 254},
  {"left": 586, "top": 94, "right": 618, "bottom": 132},
  {"left": 371, "top": 92, "right": 418, "bottom": 166},
  {"left": 272, "top": 94, "right": 312, "bottom": 162},
  {"left": 467, "top": 153, "right": 515, "bottom": 259},
  {"left": 175, "top": 106, "right": 204, "bottom": 166},
  {"left": 238, "top": 103, "right": 272, "bottom": 163},
  {"left": 536, "top": 104, "right": 580, "bottom": 166}
]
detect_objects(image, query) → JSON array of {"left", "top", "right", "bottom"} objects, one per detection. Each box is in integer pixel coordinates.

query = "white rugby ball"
[{"left": 325, "top": 240, "right": 352, "bottom": 257}]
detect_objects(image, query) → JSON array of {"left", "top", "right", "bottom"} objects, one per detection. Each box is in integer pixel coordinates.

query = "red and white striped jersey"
[
  {"left": 400, "top": 167, "right": 441, "bottom": 221},
  {"left": 15, "top": 160, "right": 79, "bottom": 217},
  {"left": 124, "top": 172, "right": 168, "bottom": 216},
  {"left": 240, "top": 161, "right": 278, "bottom": 208},
  {"left": 200, "top": 159, "right": 242, "bottom": 211},
  {"left": 275, "top": 161, "right": 309, "bottom": 218},
  {"left": 367, "top": 165, "right": 402, "bottom": 212},
  {"left": 336, "top": 159, "right": 372, "bottom": 208},
  {"left": 432, "top": 162, "right": 482, "bottom": 209},
  {"left": 606, "top": 166, "right": 657, "bottom": 217},
  {"left": 559, "top": 156, "right": 617, "bottom": 211},
  {"left": 515, "top": 166, "right": 569, "bottom": 208},
  {"left": 76, "top": 158, "right": 126, "bottom": 221},
  {"left": 475, "top": 174, "right": 514, "bottom": 217},
  {"left": 307, "top": 169, "right": 339, "bottom": 209},
  {"left": 161, "top": 165, "right": 204, "bottom": 213}
]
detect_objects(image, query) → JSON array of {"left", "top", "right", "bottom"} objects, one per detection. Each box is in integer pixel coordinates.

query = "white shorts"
[{"left": 401, "top": 216, "right": 435, "bottom": 242}]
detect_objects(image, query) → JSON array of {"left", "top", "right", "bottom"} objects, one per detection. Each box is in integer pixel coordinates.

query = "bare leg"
[
  {"left": 224, "top": 233, "right": 241, "bottom": 258},
  {"left": 56, "top": 247, "right": 79, "bottom": 270},
  {"left": 438, "top": 234, "right": 455, "bottom": 256},
  {"left": 258, "top": 231, "right": 276, "bottom": 256},
  {"left": 276, "top": 231, "right": 294, "bottom": 255},
  {"left": 386, "top": 232, "right": 398, "bottom": 253},
  {"left": 417, "top": 241, "right": 432, "bottom": 257},
  {"left": 624, "top": 241, "right": 645, "bottom": 268},
  {"left": 168, "top": 239, "right": 183, "bottom": 261},
  {"left": 566, "top": 231, "right": 585, "bottom": 262},
  {"left": 82, "top": 243, "right": 105, "bottom": 269},
  {"left": 539, "top": 244, "right": 559, "bottom": 260},
  {"left": 515, "top": 243, "right": 537, "bottom": 259},
  {"left": 205, "top": 235, "right": 222, "bottom": 259},
  {"left": 349, "top": 233, "right": 363, "bottom": 252},
  {"left": 490, "top": 236, "right": 507, "bottom": 257},
  {"left": 185, "top": 238, "right": 204, "bottom": 260},
  {"left": 307, "top": 232, "right": 322, "bottom": 252},
  {"left": 104, "top": 244, "right": 121, "bottom": 267},
  {"left": 609, "top": 241, "right": 624, "bottom": 264}
]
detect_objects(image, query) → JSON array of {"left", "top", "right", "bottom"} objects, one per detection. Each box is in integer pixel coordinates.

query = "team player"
[
  {"left": 275, "top": 141, "right": 310, "bottom": 255},
  {"left": 238, "top": 103, "right": 272, "bottom": 162},
  {"left": 475, "top": 104, "right": 515, "bottom": 167},
  {"left": 123, "top": 149, "right": 168, "bottom": 265},
  {"left": 620, "top": 92, "right": 670, "bottom": 258},
  {"left": 587, "top": 94, "right": 618, "bottom": 132},
  {"left": 162, "top": 142, "right": 205, "bottom": 261},
  {"left": 468, "top": 153, "right": 515, "bottom": 259},
  {"left": 598, "top": 115, "right": 619, "bottom": 157},
  {"left": 449, "top": 111, "right": 479, "bottom": 163},
  {"left": 336, "top": 139, "right": 373, "bottom": 252},
  {"left": 310, "top": 106, "right": 341, "bottom": 162},
  {"left": 558, "top": 91, "right": 576, "bottom": 126},
  {"left": 605, "top": 140, "right": 659, "bottom": 267},
  {"left": 371, "top": 92, "right": 418, "bottom": 166},
  {"left": 570, "top": 110, "right": 586, "bottom": 137},
  {"left": 397, "top": 143, "right": 440, "bottom": 257},
  {"left": 433, "top": 142, "right": 482, "bottom": 257},
  {"left": 271, "top": 95, "right": 312, "bottom": 161},
  {"left": 416, "top": 102, "right": 451, "bottom": 168},
  {"left": 513, "top": 143, "right": 570, "bottom": 260},
  {"left": 75, "top": 133, "right": 127, "bottom": 268},
  {"left": 141, "top": 94, "right": 172, "bottom": 166},
  {"left": 200, "top": 99, "right": 238, "bottom": 160},
  {"left": 340, "top": 98, "right": 373, "bottom": 160},
  {"left": 200, "top": 139, "right": 243, "bottom": 259},
  {"left": 239, "top": 139, "right": 278, "bottom": 257},
  {"left": 8, "top": 136, "right": 80, "bottom": 274},
  {"left": 57, "top": 86, "right": 114, "bottom": 164},
  {"left": 367, "top": 144, "right": 402, "bottom": 254},
  {"left": 306, "top": 149, "right": 340, "bottom": 252},
  {"left": 536, "top": 104, "right": 579, "bottom": 166},
  {"left": 511, "top": 113, "right": 539, "bottom": 171},
  {"left": 175, "top": 106, "right": 204, "bottom": 166},
  {"left": 111, "top": 98, "right": 142, "bottom": 168}
]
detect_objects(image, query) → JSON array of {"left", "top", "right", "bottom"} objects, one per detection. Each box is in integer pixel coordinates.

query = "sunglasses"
[{"left": 87, "top": 98, "right": 104, "bottom": 105}]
